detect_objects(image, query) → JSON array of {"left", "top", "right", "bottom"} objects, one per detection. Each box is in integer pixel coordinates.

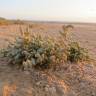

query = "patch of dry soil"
[{"left": 0, "top": 58, "right": 96, "bottom": 96}]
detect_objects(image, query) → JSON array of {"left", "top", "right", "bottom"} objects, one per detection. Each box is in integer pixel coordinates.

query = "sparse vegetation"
[
  {"left": 0, "top": 17, "right": 9, "bottom": 25},
  {"left": 60, "top": 25, "right": 74, "bottom": 41},
  {"left": 1, "top": 27, "right": 66, "bottom": 70},
  {"left": 13, "top": 19, "right": 25, "bottom": 25},
  {"left": 1, "top": 24, "right": 89, "bottom": 70},
  {"left": 67, "top": 42, "right": 89, "bottom": 63},
  {"left": 0, "top": 17, "right": 22, "bottom": 25},
  {"left": 0, "top": 23, "right": 95, "bottom": 96}
]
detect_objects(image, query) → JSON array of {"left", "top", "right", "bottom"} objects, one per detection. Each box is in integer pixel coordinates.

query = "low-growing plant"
[
  {"left": 0, "top": 18, "right": 9, "bottom": 25},
  {"left": 2, "top": 27, "right": 66, "bottom": 70},
  {"left": 60, "top": 25, "right": 74, "bottom": 41},
  {"left": 1, "top": 24, "right": 89, "bottom": 71},
  {"left": 67, "top": 42, "right": 89, "bottom": 63}
]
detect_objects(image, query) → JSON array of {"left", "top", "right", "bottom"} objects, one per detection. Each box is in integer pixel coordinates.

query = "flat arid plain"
[{"left": 0, "top": 22, "right": 96, "bottom": 96}]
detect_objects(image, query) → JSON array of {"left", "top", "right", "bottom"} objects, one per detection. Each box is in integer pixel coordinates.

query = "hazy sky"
[{"left": 0, "top": 0, "right": 96, "bottom": 22}]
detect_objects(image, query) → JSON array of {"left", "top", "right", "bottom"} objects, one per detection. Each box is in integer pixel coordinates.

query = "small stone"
[
  {"left": 45, "top": 86, "right": 56, "bottom": 94},
  {"left": 45, "top": 87, "right": 49, "bottom": 92},
  {"left": 10, "top": 92, "right": 16, "bottom": 96},
  {"left": 67, "top": 90, "right": 76, "bottom": 96},
  {"left": 91, "top": 92, "right": 96, "bottom": 96},
  {"left": 86, "top": 64, "right": 94, "bottom": 69},
  {"left": 24, "top": 71, "right": 30, "bottom": 75},
  {"left": 36, "top": 81, "right": 41, "bottom": 86},
  {"left": 49, "top": 87, "right": 56, "bottom": 94}
]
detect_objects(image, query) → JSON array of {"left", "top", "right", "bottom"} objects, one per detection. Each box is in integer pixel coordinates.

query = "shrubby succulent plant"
[
  {"left": 2, "top": 26, "right": 66, "bottom": 70},
  {"left": 1, "top": 25, "right": 89, "bottom": 70},
  {"left": 67, "top": 42, "right": 89, "bottom": 63}
]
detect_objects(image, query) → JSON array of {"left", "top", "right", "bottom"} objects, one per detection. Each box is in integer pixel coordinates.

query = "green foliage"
[
  {"left": 67, "top": 42, "right": 89, "bottom": 63},
  {"left": 2, "top": 27, "right": 66, "bottom": 70},
  {"left": 1, "top": 25, "right": 89, "bottom": 71}
]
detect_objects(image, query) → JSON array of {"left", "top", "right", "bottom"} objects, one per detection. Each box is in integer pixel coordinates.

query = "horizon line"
[{"left": 1, "top": 16, "right": 96, "bottom": 24}]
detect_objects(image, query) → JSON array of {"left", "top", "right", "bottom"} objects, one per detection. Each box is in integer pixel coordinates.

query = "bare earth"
[{"left": 0, "top": 22, "right": 96, "bottom": 96}]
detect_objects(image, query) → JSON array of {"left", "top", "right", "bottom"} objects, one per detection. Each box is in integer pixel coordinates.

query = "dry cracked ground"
[{"left": 0, "top": 22, "right": 96, "bottom": 96}]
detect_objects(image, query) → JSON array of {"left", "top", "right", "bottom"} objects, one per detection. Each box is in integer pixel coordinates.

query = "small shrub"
[
  {"left": 0, "top": 18, "right": 9, "bottom": 25},
  {"left": 67, "top": 42, "right": 89, "bottom": 63},
  {"left": 60, "top": 25, "right": 74, "bottom": 40},
  {"left": 13, "top": 19, "right": 24, "bottom": 25},
  {"left": 1, "top": 25, "right": 89, "bottom": 70},
  {"left": 2, "top": 27, "right": 66, "bottom": 70}
]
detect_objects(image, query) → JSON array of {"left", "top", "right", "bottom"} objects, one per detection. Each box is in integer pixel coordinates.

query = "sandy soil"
[{"left": 0, "top": 22, "right": 96, "bottom": 96}]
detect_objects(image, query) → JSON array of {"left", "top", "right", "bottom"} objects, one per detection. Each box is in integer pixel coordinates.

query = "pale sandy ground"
[{"left": 0, "top": 23, "right": 96, "bottom": 96}]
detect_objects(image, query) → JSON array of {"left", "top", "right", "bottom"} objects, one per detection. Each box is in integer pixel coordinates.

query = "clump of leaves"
[
  {"left": 1, "top": 24, "right": 89, "bottom": 71},
  {"left": 67, "top": 42, "right": 89, "bottom": 63},
  {"left": 2, "top": 26, "right": 66, "bottom": 70}
]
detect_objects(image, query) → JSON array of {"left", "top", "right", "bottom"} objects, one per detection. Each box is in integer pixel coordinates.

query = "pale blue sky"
[{"left": 0, "top": 0, "right": 96, "bottom": 22}]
